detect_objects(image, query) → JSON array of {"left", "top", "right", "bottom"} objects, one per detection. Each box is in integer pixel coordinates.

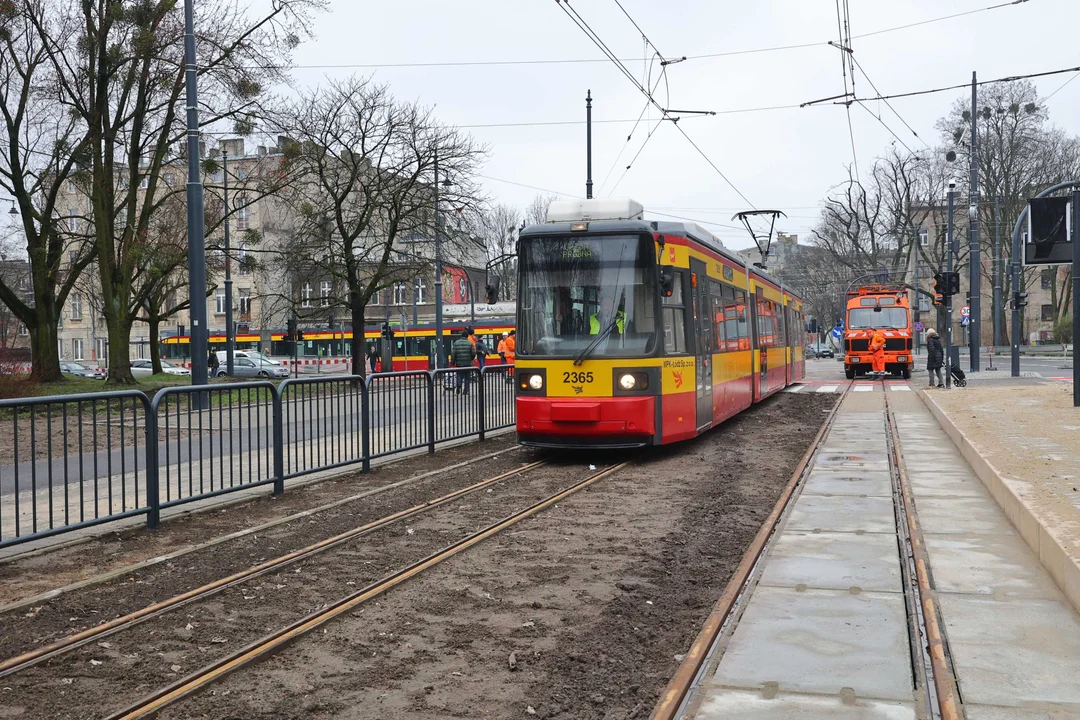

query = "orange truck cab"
[{"left": 843, "top": 285, "right": 913, "bottom": 380}]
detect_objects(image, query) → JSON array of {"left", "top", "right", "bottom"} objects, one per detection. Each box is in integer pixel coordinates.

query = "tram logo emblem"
[
  {"left": 668, "top": 246, "right": 676, "bottom": 263},
  {"left": 572, "top": 385, "right": 584, "bottom": 394},
  {"left": 672, "top": 370, "right": 684, "bottom": 389}
]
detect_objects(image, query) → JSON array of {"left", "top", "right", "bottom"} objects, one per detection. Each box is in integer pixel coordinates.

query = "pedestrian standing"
[
  {"left": 504, "top": 330, "right": 516, "bottom": 384},
  {"left": 367, "top": 342, "right": 378, "bottom": 374},
  {"left": 208, "top": 349, "right": 220, "bottom": 377},
  {"left": 473, "top": 331, "right": 489, "bottom": 368},
  {"left": 497, "top": 332, "right": 509, "bottom": 364},
  {"left": 926, "top": 328, "right": 944, "bottom": 388},
  {"left": 870, "top": 329, "right": 886, "bottom": 375},
  {"left": 451, "top": 329, "right": 476, "bottom": 394}
]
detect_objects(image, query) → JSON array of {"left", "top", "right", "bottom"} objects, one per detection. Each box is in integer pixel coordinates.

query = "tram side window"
[
  {"left": 662, "top": 272, "right": 687, "bottom": 354},
  {"left": 758, "top": 299, "right": 775, "bottom": 348},
  {"left": 709, "top": 281, "right": 726, "bottom": 353},
  {"left": 778, "top": 304, "right": 787, "bottom": 348}
]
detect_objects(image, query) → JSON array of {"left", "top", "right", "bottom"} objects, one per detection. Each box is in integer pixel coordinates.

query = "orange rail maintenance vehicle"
[{"left": 842, "top": 284, "right": 914, "bottom": 380}]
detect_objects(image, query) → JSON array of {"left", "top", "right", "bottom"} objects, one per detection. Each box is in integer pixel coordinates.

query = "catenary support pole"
[
  {"left": 223, "top": 151, "right": 235, "bottom": 378},
  {"left": 947, "top": 187, "right": 955, "bottom": 389},
  {"left": 586, "top": 90, "right": 593, "bottom": 199},
  {"left": 993, "top": 194, "right": 1002, "bottom": 348},
  {"left": 968, "top": 71, "right": 980, "bottom": 372},
  {"left": 433, "top": 150, "right": 446, "bottom": 369},
  {"left": 1073, "top": 189, "right": 1079, "bottom": 406},
  {"left": 184, "top": 0, "right": 208, "bottom": 396}
]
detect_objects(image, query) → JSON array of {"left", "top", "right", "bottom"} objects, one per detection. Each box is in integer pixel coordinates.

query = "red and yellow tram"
[{"left": 513, "top": 199, "right": 805, "bottom": 449}]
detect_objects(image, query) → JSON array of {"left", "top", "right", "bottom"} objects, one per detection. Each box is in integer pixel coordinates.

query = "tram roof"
[{"left": 521, "top": 219, "right": 797, "bottom": 299}]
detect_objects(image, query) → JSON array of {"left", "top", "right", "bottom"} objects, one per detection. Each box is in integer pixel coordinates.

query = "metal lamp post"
[
  {"left": 223, "top": 151, "right": 235, "bottom": 377},
  {"left": 432, "top": 152, "right": 451, "bottom": 369},
  {"left": 946, "top": 183, "right": 956, "bottom": 389}
]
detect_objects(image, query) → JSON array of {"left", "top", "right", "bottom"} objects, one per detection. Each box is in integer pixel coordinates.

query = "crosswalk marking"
[
  {"left": 854, "top": 385, "right": 874, "bottom": 392},
  {"left": 786, "top": 384, "right": 805, "bottom": 392},
  {"left": 816, "top": 385, "right": 839, "bottom": 393},
  {"left": 890, "top": 385, "right": 911, "bottom": 392}
]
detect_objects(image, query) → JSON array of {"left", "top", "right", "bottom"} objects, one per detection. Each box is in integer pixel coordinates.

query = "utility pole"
[
  {"left": 946, "top": 183, "right": 956, "bottom": 389},
  {"left": 968, "top": 71, "right": 981, "bottom": 372},
  {"left": 223, "top": 151, "right": 235, "bottom": 378},
  {"left": 586, "top": 90, "right": 593, "bottom": 199},
  {"left": 913, "top": 248, "right": 921, "bottom": 356},
  {"left": 183, "top": 0, "right": 208, "bottom": 393},
  {"left": 1011, "top": 204, "right": 1022, "bottom": 377},
  {"left": 433, "top": 150, "right": 446, "bottom": 369},
  {"left": 993, "top": 194, "right": 1002, "bottom": 348}
]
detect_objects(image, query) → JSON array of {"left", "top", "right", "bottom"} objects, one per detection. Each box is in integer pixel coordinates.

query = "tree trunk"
[
  {"left": 105, "top": 315, "right": 136, "bottom": 384},
  {"left": 27, "top": 307, "right": 62, "bottom": 383},
  {"left": 149, "top": 315, "right": 162, "bottom": 375}
]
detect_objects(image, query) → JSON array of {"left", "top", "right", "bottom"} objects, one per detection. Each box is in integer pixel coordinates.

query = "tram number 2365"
[{"left": 562, "top": 371, "right": 594, "bottom": 384}]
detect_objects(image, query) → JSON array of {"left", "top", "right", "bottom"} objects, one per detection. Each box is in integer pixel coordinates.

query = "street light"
[{"left": 433, "top": 154, "right": 452, "bottom": 369}]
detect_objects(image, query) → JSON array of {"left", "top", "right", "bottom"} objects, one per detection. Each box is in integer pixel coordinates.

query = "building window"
[
  {"left": 236, "top": 198, "right": 249, "bottom": 231},
  {"left": 301, "top": 283, "right": 312, "bottom": 308},
  {"left": 138, "top": 173, "right": 149, "bottom": 189},
  {"left": 73, "top": 338, "right": 84, "bottom": 361},
  {"left": 237, "top": 244, "right": 250, "bottom": 276},
  {"left": 393, "top": 282, "right": 406, "bottom": 306},
  {"left": 215, "top": 293, "right": 226, "bottom": 315},
  {"left": 18, "top": 323, "right": 28, "bottom": 336},
  {"left": 320, "top": 280, "right": 331, "bottom": 307},
  {"left": 918, "top": 228, "right": 928, "bottom": 246},
  {"left": 95, "top": 338, "right": 107, "bottom": 361},
  {"left": 370, "top": 288, "right": 381, "bottom": 306},
  {"left": 1041, "top": 304, "right": 1054, "bottom": 322},
  {"left": 414, "top": 277, "right": 426, "bottom": 304},
  {"left": 1041, "top": 268, "right": 1054, "bottom": 290},
  {"left": 239, "top": 290, "right": 251, "bottom": 316},
  {"left": 163, "top": 172, "right": 174, "bottom": 188},
  {"left": 70, "top": 293, "right": 82, "bottom": 321},
  {"left": 58, "top": 339, "right": 63, "bottom": 359}
]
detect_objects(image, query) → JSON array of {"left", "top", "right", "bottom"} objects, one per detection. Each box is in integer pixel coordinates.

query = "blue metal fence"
[{"left": 0, "top": 368, "right": 515, "bottom": 548}]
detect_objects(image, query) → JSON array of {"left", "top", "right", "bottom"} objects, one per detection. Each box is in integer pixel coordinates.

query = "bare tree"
[
  {"left": 0, "top": 3, "right": 96, "bottom": 381},
  {"left": 273, "top": 77, "right": 486, "bottom": 376},
  {"left": 24, "top": 0, "right": 321, "bottom": 383},
  {"left": 524, "top": 193, "right": 557, "bottom": 227},
  {"left": 467, "top": 203, "right": 521, "bottom": 302}
]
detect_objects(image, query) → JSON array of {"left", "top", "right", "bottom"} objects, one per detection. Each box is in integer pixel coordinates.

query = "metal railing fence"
[{"left": 0, "top": 368, "right": 515, "bottom": 548}]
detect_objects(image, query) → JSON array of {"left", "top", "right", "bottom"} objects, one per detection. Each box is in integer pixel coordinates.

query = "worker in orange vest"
[
  {"left": 870, "top": 329, "right": 887, "bottom": 374},
  {"left": 503, "top": 330, "right": 516, "bottom": 384}
]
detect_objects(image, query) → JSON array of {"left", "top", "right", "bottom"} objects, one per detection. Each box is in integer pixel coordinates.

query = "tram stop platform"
[{"left": 682, "top": 381, "right": 1080, "bottom": 720}]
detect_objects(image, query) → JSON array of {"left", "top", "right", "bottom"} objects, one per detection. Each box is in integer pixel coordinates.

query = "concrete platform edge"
[{"left": 917, "top": 389, "right": 1080, "bottom": 615}]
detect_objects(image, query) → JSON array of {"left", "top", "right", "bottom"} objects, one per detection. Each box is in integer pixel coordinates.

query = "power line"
[
  {"left": 855, "top": 100, "right": 916, "bottom": 155},
  {"left": 849, "top": 54, "right": 927, "bottom": 149},
  {"left": 273, "top": 1, "right": 1026, "bottom": 71},
  {"left": 1046, "top": 71, "right": 1080, "bottom": 101},
  {"left": 804, "top": 63, "right": 1080, "bottom": 106},
  {"left": 477, "top": 174, "right": 582, "bottom": 198}
]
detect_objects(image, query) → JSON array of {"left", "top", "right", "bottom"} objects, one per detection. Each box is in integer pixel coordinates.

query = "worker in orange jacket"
[{"left": 870, "top": 329, "right": 887, "bottom": 374}]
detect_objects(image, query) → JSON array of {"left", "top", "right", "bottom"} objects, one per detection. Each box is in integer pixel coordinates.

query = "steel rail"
[
  {"left": 883, "top": 386, "right": 963, "bottom": 719},
  {"left": 0, "top": 460, "right": 548, "bottom": 678},
  {"left": 105, "top": 462, "right": 629, "bottom": 720},
  {"left": 652, "top": 381, "right": 854, "bottom": 719}
]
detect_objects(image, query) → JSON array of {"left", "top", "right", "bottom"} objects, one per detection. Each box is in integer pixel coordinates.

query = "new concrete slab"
[
  {"left": 923, "top": 534, "right": 1063, "bottom": 600},
  {"left": 694, "top": 688, "right": 916, "bottom": 719},
  {"left": 785, "top": 495, "right": 898, "bottom": 534},
  {"left": 912, "top": 495, "right": 1017, "bottom": 535},
  {"left": 757, "top": 531, "right": 902, "bottom": 593},
  {"left": 711, "top": 586, "right": 913, "bottom": 701},
  {"left": 801, "top": 471, "right": 892, "bottom": 498},
  {"left": 963, "top": 703, "right": 1080, "bottom": 720},
  {"left": 936, "top": 593, "right": 1080, "bottom": 709}
]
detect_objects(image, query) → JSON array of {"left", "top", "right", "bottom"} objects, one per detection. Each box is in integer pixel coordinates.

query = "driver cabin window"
[{"left": 663, "top": 273, "right": 687, "bottom": 354}]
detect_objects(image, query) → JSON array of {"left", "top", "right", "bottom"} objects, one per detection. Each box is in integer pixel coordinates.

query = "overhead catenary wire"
[{"left": 848, "top": 53, "right": 928, "bottom": 149}]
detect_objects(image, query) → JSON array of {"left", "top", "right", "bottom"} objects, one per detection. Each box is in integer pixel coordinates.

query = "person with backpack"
[
  {"left": 451, "top": 329, "right": 476, "bottom": 395},
  {"left": 926, "top": 328, "right": 944, "bottom": 388}
]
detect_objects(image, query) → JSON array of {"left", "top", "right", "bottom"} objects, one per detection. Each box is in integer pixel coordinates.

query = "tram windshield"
[
  {"left": 848, "top": 307, "right": 908, "bottom": 330},
  {"left": 518, "top": 234, "right": 658, "bottom": 357}
]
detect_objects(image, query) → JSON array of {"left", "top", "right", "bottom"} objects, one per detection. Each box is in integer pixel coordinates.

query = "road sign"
[
  {"left": 831, "top": 326, "right": 843, "bottom": 339},
  {"left": 961, "top": 306, "right": 970, "bottom": 317},
  {"left": 1025, "top": 196, "right": 1073, "bottom": 266},
  {"left": 914, "top": 321, "right": 924, "bottom": 331},
  {"left": 961, "top": 316, "right": 970, "bottom": 327}
]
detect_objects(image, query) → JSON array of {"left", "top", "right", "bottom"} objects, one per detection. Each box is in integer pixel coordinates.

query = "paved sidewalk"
[{"left": 686, "top": 385, "right": 1080, "bottom": 719}]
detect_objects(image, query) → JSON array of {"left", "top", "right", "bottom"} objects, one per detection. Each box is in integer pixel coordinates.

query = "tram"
[
  {"left": 160, "top": 318, "right": 515, "bottom": 371},
  {"left": 514, "top": 198, "right": 805, "bottom": 449}
]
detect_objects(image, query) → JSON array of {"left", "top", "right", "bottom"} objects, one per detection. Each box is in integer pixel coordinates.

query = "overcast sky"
[{"left": 286, "top": 0, "right": 1079, "bottom": 251}]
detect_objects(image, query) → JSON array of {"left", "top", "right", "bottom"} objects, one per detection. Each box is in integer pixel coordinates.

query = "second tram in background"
[
  {"left": 842, "top": 284, "right": 914, "bottom": 380},
  {"left": 513, "top": 198, "right": 805, "bottom": 449}
]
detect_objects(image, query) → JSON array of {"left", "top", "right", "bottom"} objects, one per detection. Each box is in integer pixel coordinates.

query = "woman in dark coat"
[{"left": 925, "top": 328, "right": 944, "bottom": 388}]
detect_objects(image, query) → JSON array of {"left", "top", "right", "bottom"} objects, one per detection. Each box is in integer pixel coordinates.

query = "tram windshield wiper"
[{"left": 572, "top": 317, "right": 618, "bottom": 366}]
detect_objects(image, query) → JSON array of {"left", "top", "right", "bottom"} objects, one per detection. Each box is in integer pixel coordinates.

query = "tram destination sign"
[{"left": 1025, "top": 196, "right": 1073, "bottom": 266}]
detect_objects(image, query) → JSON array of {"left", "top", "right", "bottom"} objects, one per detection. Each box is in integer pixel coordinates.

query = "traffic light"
[
  {"left": 296, "top": 329, "right": 305, "bottom": 342},
  {"left": 1013, "top": 291, "right": 1029, "bottom": 308},
  {"left": 485, "top": 276, "right": 501, "bottom": 304},
  {"left": 285, "top": 316, "right": 297, "bottom": 343},
  {"left": 946, "top": 272, "right": 961, "bottom": 296},
  {"left": 933, "top": 273, "right": 945, "bottom": 297},
  {"left": 932, "top": 293, "right": 943, "bottom": 307}
]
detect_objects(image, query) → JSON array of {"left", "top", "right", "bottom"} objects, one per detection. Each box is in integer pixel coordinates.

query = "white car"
[
  {"left": 215, "top": 350, "right": 281, "bottom": 368},
  {"left": 130, "top": 359, "right": 191, "bottom": 377}
]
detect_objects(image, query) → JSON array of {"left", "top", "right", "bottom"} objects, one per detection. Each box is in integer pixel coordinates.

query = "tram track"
[
  {"left": 0, "top": 458, "right": 549, "bottom": 678},
  {"left": 103, "top": 462, "right": 629, "bottom": 720},
  {"left": 651, "top": 380, "right": 854, "bottom": 720}
]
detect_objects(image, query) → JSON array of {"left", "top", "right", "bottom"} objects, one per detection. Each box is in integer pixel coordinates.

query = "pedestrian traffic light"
[
  {"left": 933, "top": 273, "right": 945, "bottom": 297},
  {"left": 933, "top": 293, "right": 943, "bottom": 307},
  {"left": 285, "top": 316, "right": 297, "bottom": 342},
  {"left": 1014, "top": 291, "right": 1029, "bottom": 308},
  {"left": 296, "top": 329, "right": 304, "bottom": 342}
]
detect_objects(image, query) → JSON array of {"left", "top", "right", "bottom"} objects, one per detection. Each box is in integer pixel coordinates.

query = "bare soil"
[
  {"left": 161, "top": 392, "right": 831, "bottom": 720},
  {"left": 0, "top": 434, "right": 523, "bottom": 607}
]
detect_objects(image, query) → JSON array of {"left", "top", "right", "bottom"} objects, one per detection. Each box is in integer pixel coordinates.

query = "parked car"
[
  {"left": 215, "top": 350, "right": 281, "bottom": 368},
  {"left": 130, "top": 359, "right": 191, "bottom": 377},
  {"left": 215, "top": 356, "right": 290, "bottom": 379},
  {"left": 60, "top": 362, "right": 105, "bottom": 379}
]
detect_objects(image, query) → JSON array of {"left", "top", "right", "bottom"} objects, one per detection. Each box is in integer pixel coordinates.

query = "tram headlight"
[
  {"left": 618, "top": 373, "right": 637, "bottom": 390},
  {"left": 527, "top": 374, "right": 544, "bottom": 390}
]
